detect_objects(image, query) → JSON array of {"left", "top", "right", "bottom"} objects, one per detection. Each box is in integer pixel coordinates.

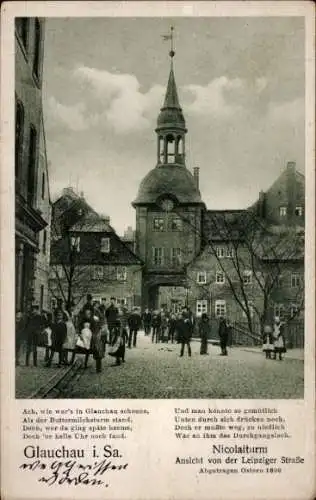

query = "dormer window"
[
  {"left": 101, "top": 237, "right": 110, "bottom": 254},
  {"left": 280, "top": 206, "right": 287, "bottom": 217}
]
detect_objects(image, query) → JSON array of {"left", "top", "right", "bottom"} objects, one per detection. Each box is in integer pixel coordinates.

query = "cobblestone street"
[
  {"left": 60, "top": 332, "right": 303, "bottom": 399},
  {"left": 15, "top": 332, "right": 304, "bottom": 399}
]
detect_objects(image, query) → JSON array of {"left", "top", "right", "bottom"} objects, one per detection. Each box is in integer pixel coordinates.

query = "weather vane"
[{"left": 162, "top": 26, "right": 175, "bottom": 58}]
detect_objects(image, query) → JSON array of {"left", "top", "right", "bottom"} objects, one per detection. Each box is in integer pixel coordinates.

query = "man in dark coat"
[
  {"left": 54, "top": 298, "right": 69, "bottom": 322},
  {"left": 106, "top": 297, "right": 119, "bottom": 344},
  {"left": 142, "top": 308, "right": 152, "bottom": 336},
  {"left": 46, "top": 309, "right": 67, "bottom": 367},
  {"left": 178, "top": 311, "right": 193, "bottom": 357},
  {"left": 151, "top": 310, "right": 161, "bottom": 343},
  {"left": 25, "top": 305, "right": 44, "bottom": 367},
  {"left": 218, "top": 316, "right": 228, "bottom": 356},
  {"left": 199, "top": 313, "right": 210, "bottom": 355},
  {"left": 128, "top": 307, "right": 142, "bottom": 348}
]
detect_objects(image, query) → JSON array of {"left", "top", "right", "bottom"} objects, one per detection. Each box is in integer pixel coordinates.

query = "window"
[
  {"left": 291, "top": 273, "right": 300, "bottom": 288},
  {"left": 274, "top": 303, "right": 284, "bottom": 319},
  {"left": 153, "top": 247, "right": 164, "bottom": 266},
  {"left": 93, "top": 266, "right": 104, "bottom": 280},
  {"left": 53, "top": 265, "right": 64, "bottom": 279},
  {"left": 27, "top": 125, "right": 37, "bottom": 205},
  {"left": 216, "top": 271, "right": 225, "bottom": 284},
  {"left": 226, "top": 247, "right": 234, "bottom": 258},
  {"left": 33, "top": 18, "right": 41, "bottom": 80},
  {"left": 70, "top": 236, "right": 80, "bottom": 252},
  {"left": 171, "top": 248, "right": 182, "bottom": 266},
  {"left": 295, "top": 206, "right": 303, "bottom": 216},
  {"left": 243, "top": 270, "right": 252, "bottom": 285},
  {"left": 290, "top": 304, "right": 299, "bottom": 318},
  {"left": 215, "top": 300, "right": 226, "bottom": 317},
  {"left": 42, "top": 230, "right": 47, "bottom": 254},
  {"left": 170, "top": 217, "right": 183, "bottom": 231},
  {"left": 216, "top": 247, "right": 225, "bottom": 258},
  {"left": 101, "top": 237, "right": 110, "bottom": 254},
  {"left": 117, "top": 298, "right": 127, "bottom": 306},
  {"left": 117, "top": 267, "right": 127, "bottom": 281},
  {"left": 242, "top": 301, "right": 254, "bottom": 318},
  {"left": 153, "top": 218, "right": 164, "bottom": 231},
  {"left": 275, "top": 274, "right": 283, "bottom": 288},
  {"left": 280, "top": 206, "right": 287, "bottom": 217},
  {"left": 15, "top": 100, "right": 24, "bottom": 180},
  {"left": 41, "top": 172, "right": 45, "bottom": 199},
  {"left": 51, "top": 298, "right": 57, "bottom": 310},
  {"left": 16, "top": 18, "right": 29, "bottom": 50},
  {"left": 196, "top": 300, "right": 208, "bottom": 317},
  {"left": 197, "top": 271, "right": 207, "bottom": 284}
]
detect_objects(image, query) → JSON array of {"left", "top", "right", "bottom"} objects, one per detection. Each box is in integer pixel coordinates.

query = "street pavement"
[{"left": 64, "top": 331, "right": 304, "bottom": 399}]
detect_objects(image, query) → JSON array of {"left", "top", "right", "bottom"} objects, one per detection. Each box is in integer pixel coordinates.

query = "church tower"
[{"left": 133, "top": 29, "right": 205, "bottom": 309}]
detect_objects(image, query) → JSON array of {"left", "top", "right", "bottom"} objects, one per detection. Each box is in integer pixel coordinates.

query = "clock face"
[{"left": 161, "top": 198, "right": 174, "bottom": 212}]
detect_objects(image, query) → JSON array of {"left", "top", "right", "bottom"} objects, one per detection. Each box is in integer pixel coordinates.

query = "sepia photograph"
[{"left": 15, "top": 16, "right": 305, "bottom": 400}]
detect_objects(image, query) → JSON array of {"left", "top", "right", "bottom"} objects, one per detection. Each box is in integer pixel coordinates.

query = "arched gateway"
[{"left": 133, "top": 41, "right": 205, "bottom": 310}]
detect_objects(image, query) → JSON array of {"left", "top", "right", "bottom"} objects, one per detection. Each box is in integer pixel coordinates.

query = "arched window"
[
  {"left": 15, "top": 100, "right": 24, "bottom": 180},
  {"left": 16, "top": 18, "right": 29, "bottom": 51},
  {"left": 27, "top": 125, "right": 37, "bottom": 205},
  {"left": 33, "top": 18, "right": 41, "bottom": 80}
]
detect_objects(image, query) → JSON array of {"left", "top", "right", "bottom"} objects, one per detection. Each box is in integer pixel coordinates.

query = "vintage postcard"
[{"left": 1, "top": 1, "right": 315, "bottom": 499}]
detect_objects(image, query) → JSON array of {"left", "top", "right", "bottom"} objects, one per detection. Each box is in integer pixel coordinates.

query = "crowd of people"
[{"left": 15, "top": 296, "right": 287, "bottom": 373}]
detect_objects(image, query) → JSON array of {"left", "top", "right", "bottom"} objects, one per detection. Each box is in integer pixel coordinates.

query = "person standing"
[
  {"left": 199, "top": 313, "right": 210, "bottom": 355},
  {"left": 109, "top": 319, "right": 128, "bottom": 366},
  {"left": 142, "top": 308, "right": 152, "bottom": 336},
  {"left": 151, "top": 310, "right": 161, "bottom": 343},
  {"left": 273, "top": 317, "right": 286, "bottom": 361},
  {"left": 25, "top": 305, "right": 44, "bottom": 367},
  {"left": 106, "top": 297, "right": 119, "bottom": 344},
  {"left": 46, "top": 309, "right": 67, "bottom": 367},
  {"left": 54, "top": 298, "right": 69, "bottom": 323},
  {"left": 128, "top": 307, "right": 142, "bottom": 348},
  {"left": 262, "top": 324, "right": 274, "bottom": 359},
  {"left": 15, "top": 311, "right": 26, "bottom": 366},
  {"left": 168, "top": 313, "right": 177, "bottom": 343},
  {"left": 218, "top": 316, "right": 228, "bottom": 356},
  {"left": 178, "top": 310, "right": 193, "bottom": 357}
]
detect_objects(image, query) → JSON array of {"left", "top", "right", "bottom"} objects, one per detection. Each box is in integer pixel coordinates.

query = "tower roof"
[
  {"left": 163, "top": 65, "right": 180, "bottom": 109},
  {"left": 133, "top": 164, "right": 202, "bottom": 205},
  {"left": 156, "top": 61, "right": 186, "bottom": 131}
]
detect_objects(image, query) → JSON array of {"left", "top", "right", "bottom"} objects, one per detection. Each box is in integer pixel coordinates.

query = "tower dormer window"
[{"left": 153, "top": 217, "right": 164, "bottom": 231}]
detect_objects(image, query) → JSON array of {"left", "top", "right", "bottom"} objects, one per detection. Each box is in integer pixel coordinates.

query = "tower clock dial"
[{"left": 160, "top": 198, "right": 174, "bottom": 212}]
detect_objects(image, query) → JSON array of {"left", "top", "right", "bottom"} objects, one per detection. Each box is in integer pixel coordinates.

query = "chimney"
[
  {"left": 286, "top": 161, "right": 296, "bottom": 223},
  {"left": 258, "top": 190, "right": 266, "bottom": 218},
  {"left": 193, "top": 167, "right": 200, "bottom": 189}
]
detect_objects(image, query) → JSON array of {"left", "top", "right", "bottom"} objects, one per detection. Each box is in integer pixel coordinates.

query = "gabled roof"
[
  {"left": 203, "top": 209, "right": 251, "bottom": 241},
  {"left": 71, "top": 212, "right": 112, "bottom": 233}
]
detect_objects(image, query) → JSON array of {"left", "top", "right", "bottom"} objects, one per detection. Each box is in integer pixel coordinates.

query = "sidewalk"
[
  {"left": 239, "top": 346, "right": 304, "bottom": 361},
  {"left": 16, "top": 346, "right": 69, "bottom": 398}
]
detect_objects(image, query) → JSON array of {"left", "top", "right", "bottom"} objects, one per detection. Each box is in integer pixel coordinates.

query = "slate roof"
[
  {"left": 133, "top": 164, "right": 202, "bottom": 205},
  {"left": 203, "top": 210, "right": 251, "bottom": 241},
  {"left": 71, "top": 213, "right": 112, "bottom": 233}
]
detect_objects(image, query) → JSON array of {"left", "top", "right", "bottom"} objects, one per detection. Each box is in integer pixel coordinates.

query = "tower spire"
[{"left": 156, "top": 27, "right": 187, "bottom": 167}]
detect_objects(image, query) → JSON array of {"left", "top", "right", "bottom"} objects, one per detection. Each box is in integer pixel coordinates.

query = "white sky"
[{"left": 42, "top": 17, "right": 305, "bottom": 234}]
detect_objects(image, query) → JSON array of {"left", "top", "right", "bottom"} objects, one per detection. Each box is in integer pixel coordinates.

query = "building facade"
[
  {"left": 132, "top": 48, "right": 304, "bottom": 344},
  {"left": 15, "top": 17, "right": 50, "bottom": 313},
  {"left": 49, "top": 188, "right": 142, "bottom": 313}
]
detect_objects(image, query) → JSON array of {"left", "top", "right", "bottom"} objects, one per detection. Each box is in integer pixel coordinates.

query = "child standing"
[{"left": 262, "top": 325, "right": 274, "bottom": 359}]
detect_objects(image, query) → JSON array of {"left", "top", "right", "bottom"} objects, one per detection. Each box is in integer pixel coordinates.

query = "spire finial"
[{"left": 162, "top": 26, "right": 175, "bottom": 59}]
